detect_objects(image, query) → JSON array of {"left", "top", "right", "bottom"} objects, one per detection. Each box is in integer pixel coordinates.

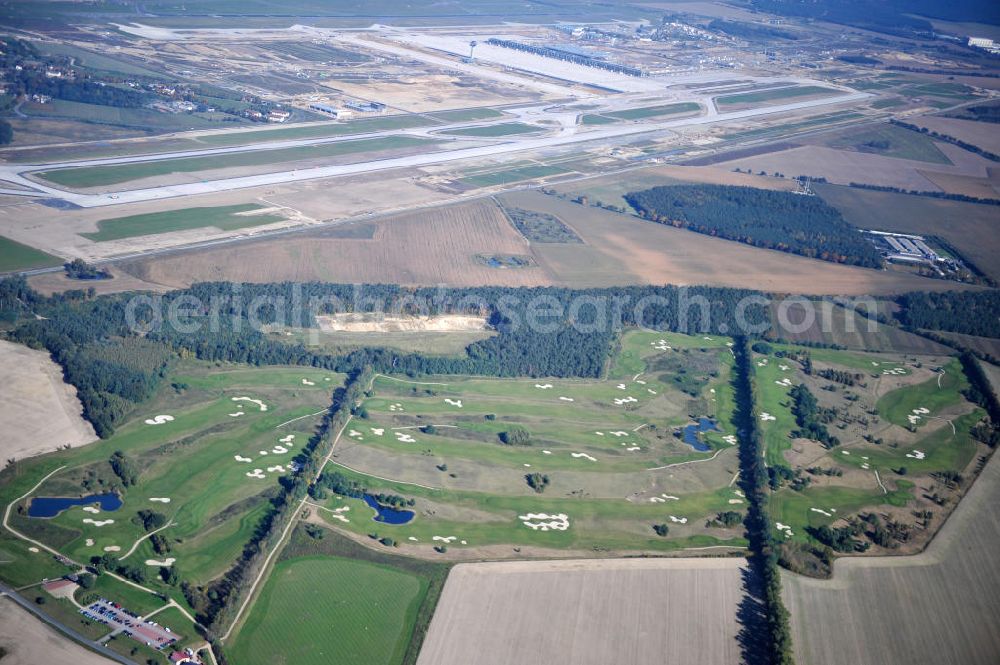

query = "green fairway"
[
  {"left": 716, "top": 85, "right": 839, "bottom": 107},
  {"left": 877, "top": 359, "right": 968, "bottom": 429},
  {"left": 439, "top": 122, "right": 540, "bottom": 137},
  {"left": 82, "top": 204, "right": 285, "bottom": 241},
  {"left": 604, "top": 102, "right": 701, "bottom": 120},
  {"left": 770, "top": 483, "right": 912, "bottom": 542},
  {"left": 38, "top": 136, "right": 437, "bottom": 188},
  {"left": 0, "top": 235, "right": 62, "bottom": 272},
  {"left": 229, "top": 556, "right": 425, "bottom": 665}
]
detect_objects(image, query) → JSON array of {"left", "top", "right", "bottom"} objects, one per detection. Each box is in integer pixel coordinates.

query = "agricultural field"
[
  {"left": 825, "top": 124, "right": 952, "bottom": 164},
  {"left": 0, "top": 362, "right": 344, "bottom": 599},
  {"left": 82, "top": 204, "right": 285, "bottom": 242},
  {"left": 312, "top": 330, "right": 748, "bottom": 558},
  {"left": 0, "top": 597, "right": 115, "bottom": 665},
  {"left": 36, "top": 135, "right": 438, "bottom": 189},
  {"left": 745, "top": 342, "right": 987, "bottom": 559},
  {"left": 0, "top": 235, "right": 62, "bottom": 272}
]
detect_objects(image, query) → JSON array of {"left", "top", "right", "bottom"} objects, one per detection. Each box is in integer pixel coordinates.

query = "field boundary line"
[
  {"left": 376, "top": 374, "right": 450, "bottom": 386},
  {"left": 647, "top": 448, "right": 725, "bottom": 471},
  {"left": 275, "top": 408, "right": 327, "bottom": 428},
  {"left": 325, "top": 460, "right": 441, "bottom": 491}
]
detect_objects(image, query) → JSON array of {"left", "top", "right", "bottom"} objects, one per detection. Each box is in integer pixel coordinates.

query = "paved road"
[{"left": 0, "top": 583, "right": 132, "bottom": 664}]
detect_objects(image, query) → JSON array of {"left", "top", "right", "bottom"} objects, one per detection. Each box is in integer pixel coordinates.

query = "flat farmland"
[
  {"left": 783, "top": 445, "right": 1000, "bottom": 665},
  {"left": 0, "top": 597, "right": 115, "bottom": 665},
  {"left": 417, "top": 558, "right": 748, "bottom": 665},
  {"left": 122, "top": 200, "right": 553, "bottom": 288},
  {"left": 909, "top": 116, "right": 1000, "bottom": 154}
]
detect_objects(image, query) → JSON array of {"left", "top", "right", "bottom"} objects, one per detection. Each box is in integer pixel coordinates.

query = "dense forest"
[
  {"left": 897, "top": 290, "right": 1000, "bottom": 338},
  {"left": 624, "top": 184, "right": 884, "bottom": 268},
  {"left": 947, "top": 102, "right": 1000, "bottom": 124}
]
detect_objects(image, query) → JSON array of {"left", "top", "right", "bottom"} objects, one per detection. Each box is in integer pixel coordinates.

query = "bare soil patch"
[
  {"left": 0, "top": 597, "right": 114, "bottom": 665},
  {"left": 317, "top": 313, "right": 488, "bottom": 333}
]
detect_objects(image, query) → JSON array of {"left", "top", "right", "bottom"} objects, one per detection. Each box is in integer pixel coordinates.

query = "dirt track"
[{"left": 417, "top": 557, "right": 748, "bottom": 665}]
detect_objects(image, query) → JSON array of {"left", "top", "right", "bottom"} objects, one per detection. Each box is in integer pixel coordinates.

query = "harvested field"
[
  {"left": 0, "top": 597, "right": 114, "bottom": 665},
  {"left": 417, "top": 558, "right": 748, "bottom": 665},
  {"left": 0, "top": 340, "right": 97, "bottom": 462},
  {"left": 121, "top": 200, "right": 553, "bottom": 288},
  {"left": 782, "top": 444, "right": 1000, "bottom": 665},
  {"left": 933, "top": 331, "right": 1000, "bottom": 360},
  {"left": 501, "top": 191, "right": 966, "bottom": 296},
  {"left": 815, "top": 184, "right": 1000, "bottom": 282},
  {"left": 907, "top": 116, "right": 1000, "bottom": 155}
]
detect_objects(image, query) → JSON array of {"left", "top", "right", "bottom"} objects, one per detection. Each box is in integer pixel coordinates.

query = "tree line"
[
  {"left": 624, "top": 184, "right": 884, "bottom": 268},
  {"left": 897, "top": 290, "right": 1000, "bottom": 339}
]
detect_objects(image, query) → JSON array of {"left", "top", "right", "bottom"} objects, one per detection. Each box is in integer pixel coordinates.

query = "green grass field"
[
  {"left": 198, "top": 115, "right": 436, "bottom": 147},
  {"left": 82, "top": 204, "right": 285, "bottom": 242},
  {"left": 429, "top": 108, "right": 504, "bottom": 122},
  {"left": 827, "top": 124, "right": 952, "bottom": 164},
  {"left": 38, "top": 136, "right": 437, "bottom": 188},
  {"left": 716, "top": 85, "right": 839, "bottom": 108},
  {"left": 604, "top": 102, "right": 701, "bottom": 120},
  {"left": 439, "top": 122, "right": 540, "bottom": 137},
  {"left": 0, "top": 235, "right": 63, "bottom": 272},
  {"left": 877, "top": 359, "right": 967, "bottom": 429},
  {"left": 229, "top": 556, "right": 425, "bottom": 665},
  {"left": 459, "top": 164, "right": 568, "bottom": 187}
]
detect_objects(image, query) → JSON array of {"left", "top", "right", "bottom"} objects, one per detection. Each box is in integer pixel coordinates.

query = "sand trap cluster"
[
  {"left": 613, "top": 396, "right": 637, "bottom": 406},
  {"left": 883, "top": 367, "right": 906, "bottom": 376},
  {"left": 775, "top": 377, "right": 793, "bottom": 388},
  {"left": 145, "top": 557, "right": 176, "bottom": 567},
  {"left": 616, "top": 383, "right": 627, "bottom": 390},
  {"left": 235, "top": 455, "right": 253, "bottom": 463},
  {"left": 327, "top": 506, "right": 351, "bottom": 523},
  {"left": 609, "top": 431, "right": 628, "bottom": 437},
  {"left": 906, "top": 450, "right": 926, "bottom": 460},
  {"left": 444, "top": 398, "right": 463, "bottom": 408},
  {"left": 907, "top": 407, "right": 930, "bottom": 425},
  {"left": 535, "top": 383, "right": 553, "bottom": 389},
  {"left": 861, "top": 463, "right": 870, "bottom": 469},
  {"left": 723, "top": 434, "right": 738, "bottom": 445},
  {"left": 760, "top": 413, "right": 776, "bottom": 422},
  {"left": 651, "top": 339, "right": 672, "bottom": 351},
  {"left": 757, "top": 358, "right": 768, "bottom": 367},
  {"left": 144, "top": 415, "right": 175, "bottom": 425},
  {"left": 370, "top": 428, "right": 384, "bottom": 436},
  {"left": 302, "top": 378, "right": 315, "bottom": 386},
  {"left": 408, "top": 536, "right": 418, "bottom": 541},
  {"left": 83, "top": 518, "right": 114, "bottom": 527},
  {"left": 779, "top": 364, "right": 790, "bottom": 371},
  {"left": 102, "top": 545, "right": 120, "bottom": 552},
  {"left": 279, "top": 434, "right": 295, "bottom": 444},
  {"left": 388, "top": 402, "right": 405, "bottom": 412},
  {"left": 667, "top": 515, "right": 688, "bottom": 524},
  {"left": 810, "top": 507, "right": 836, "bottom": 517},
  {"left": 396, "top": 431, "right": 417, "bottom": 443},
  {"left": 571, "top": 452, "right": 597, "bottom": 462},
  {"left": 559, "top": 396, "right": 574, "bottom": 402},
  {"left": 267, "top": 465, "right": 286, "bottom": 473},
  {"left": 433, "top": 536, "right": 457, "bottom": 543},
  {"left": 85, "top": 539, "right": 95, "bottom": 547},
  {"left": 519, "top": 512, "right": 569, "bottom": 531},
  {"left": 232, "top": 396, "right": 268, "bottom": 411},
  {"left": 271, "top": 445, "right": 288, "bottom": 454},
  {"left": 650, "top": 494, "right": 679, "bottom": 503},
  {"left": 246, "top": 469, "right": 266, "bottom": 479},
  {"left": 82, "top": 506, "right": 100, "bottom": 514},
  {"left": 776, "top": 522, "right": 793, "bottom": 538}
]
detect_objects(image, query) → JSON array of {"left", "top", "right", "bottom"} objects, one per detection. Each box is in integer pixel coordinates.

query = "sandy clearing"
[
  {"left": 0, "top": 597, "right": 116, "bottom": 665},
  {"left": 318, "top": 313, "right": 488, "bottom": 333},
  {"left": 783, "top": 440, "right": 1000, "bottom": 665},
  {"left": 0, "top": 340, "right": 97, "bottom": 462},
  {"left": 417, "top": 558, "right": 747, "bottom": 665}
]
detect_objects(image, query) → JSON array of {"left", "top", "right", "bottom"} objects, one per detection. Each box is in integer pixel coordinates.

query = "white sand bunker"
[
  {"left": 636, "top": 379, "right": 647, "bottom": 385},
  {"left": 861, "top": 463, "right": 870, "bottom": 470},
  {"left": 444, "top": 398, "right": 463, "bottom": 408},
  {"left": 595, "top": 431, "right": 605, "bottom": 436},
  {"left": 649, "top": 494, "right": 679, "bottom": 504},
  {"left": 519, "top": 513, "right": 570, "bottom": 531},
  {"left": 613, "top": 396, "right": 638, "bottom": 406},
  {"left": 810, "top": 508, "right": 833, "bottom": 517},
  {"left": 535, "top": 383, "right": 553, "bottom": 389},
  {"left": 388, "top": 402, "right": 404, "bottom": 412},
  {"left": 542, "top": 450, "right": 552, "bottom": 455},
  {"left": 271, "top": 445, "right": 288, "bottom": 454},
  {"left": 775, "top": 378, "right": 793, "bottom": 387},
  {"left": 302, "top": 378, "right": 315, "bottom": 386},
  {"left": 150, "top": 497, "right": 171, "bottom": 503},
  {"left": 82, "top": 506, "right": 100, "bottom": 514},
  {"left": 841, "top": 450, "right": 851, "bottom": 456},
  {"left": 83, "top": 519, "right": 114, "bottom": 527},
  {"left": 408, "top": 536, "right": 418, "bottom": 542},
  {"left": 327, "top": 506, "right": 351, "bottom": 523},
  {"left": 279, "top": 434, "right": 295, "bottom": 444},
  {"left": 371, "top": 428, "right": 384, "bottom": 436},
  {"left": 144, "top": 415, "right": 175, "bottom": 425},
  {"left": 729, "top": 499, "right": 744, "bottom": 504},
  {"left": 349, "top": 429, "right": 363, "bottom": 439},
  {"left": 883, "top": 367, "right": 906, "bottom": 375},
  {"left": 395, "top": 432, "right": 416, "bottom": 443},
  {"left": 259, "top": 450, "right": 269, "bottom": 455},
  {"left": 231, "top": 396, "right": 268, "bottom": 411},
  {"left": 616, "top": 383, "right": 627, "bottom": 390},
  {"left": 775, "top": 523, "right": 793, "bottom": 538},
  {"left": 229, "top": 412, "right": 245, "bottom": 417},
  {"left": 757, "top": 358, "right": 768, "bottom": 366},
  {"left": 906, "top": 450, "right": 926, "bottom": 460},
  {"left": 524, "top": 463, "right": 531, "bottom": 468},
  {"left": 723, "top": 434, "right": 738, "bottom": 445},
  {"left": 626, "top": 446, "right": 641, "bottom": 451},
  {"left": 779, "top": 364, "right": 790, "bottom": 371},
  {"left": 571, "top": 452, "right": 597, "bottom": 462},
  {"left": 432, "top": 536, "right": 457, "bottom": 543},
  {"left": 760, "top": 413, "right": 776, "bottom": 422},
  {"left": 145, "top": 557, "right": 176, "bottom": 567},
  {"left": 559, "top": 396, "right": 574, "bottom": 402},
  {"left": 235, "top": 455, "right": 253, "bottom": 463},
  {"left": 85, "top": 539, "right": 95, "bottom": 547},
  {"left": 668, "top": 515, "right": 688, "bottom": 524},
  {"left": 246, "top": 469, "right": 266, "bottom": 479},
  {"left": 28, "top": 546, "right": 39, "bottom": 553},
  {"left": 652, "top": 340, "right": 672, "bottom": 351},
  {"left": 267, "top": 465, "right": 286, "bottom": 473},
  {"left": 650, "top": 496, "right": 666, "bottom": 503},
  {"left": 610, "top": 431, "right": 628, "bottom": 437},
  {"left": 102, "top": 545, "right": 120, "bottom": 552},
  {"left": 647, "top": 388, "right": 657, "bottom": 395}
]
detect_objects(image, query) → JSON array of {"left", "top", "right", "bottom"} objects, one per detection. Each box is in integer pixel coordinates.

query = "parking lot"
[{"left": 80, "top": 599, "right": 178, "bottom": 650}]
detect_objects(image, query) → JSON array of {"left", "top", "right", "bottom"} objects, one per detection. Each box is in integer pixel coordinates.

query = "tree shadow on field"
[{"left": 736, "top": 563, "right": 770, "bottom": 665}]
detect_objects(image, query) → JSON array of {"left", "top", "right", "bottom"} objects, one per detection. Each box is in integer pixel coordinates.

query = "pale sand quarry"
[
  {"left": 0, "top": 340, "right": 97, "bottom": 461},
  {"left": 0, "top": 597, "right": 115, "bottom": 665},
  {"left": 783, "top": 445, "right": 1000, "bottom": 665},
  {"left": 417, "top": 558, "right": 747, "bottom": 665}
]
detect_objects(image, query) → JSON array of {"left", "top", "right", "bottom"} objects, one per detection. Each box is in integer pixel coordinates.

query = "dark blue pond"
[
  {"left": 363, "top": 495, "right": 415, "bottom": 525},
  {"left": 682, "top": 417, "right": 719, "bottom": 452},
  {"left": 28, "top": 493, "right": 122, "bottom": 518}
]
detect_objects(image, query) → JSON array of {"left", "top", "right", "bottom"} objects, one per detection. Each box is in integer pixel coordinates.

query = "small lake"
[
  {"left": 682, "top": 417, "right": 719, "bottom": 452},
  {"left": 28, "top": 493, "right": 123, "bottom": 518},
  {"left": 363, "top": 495, "right": 415, "bottom": 525}
]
